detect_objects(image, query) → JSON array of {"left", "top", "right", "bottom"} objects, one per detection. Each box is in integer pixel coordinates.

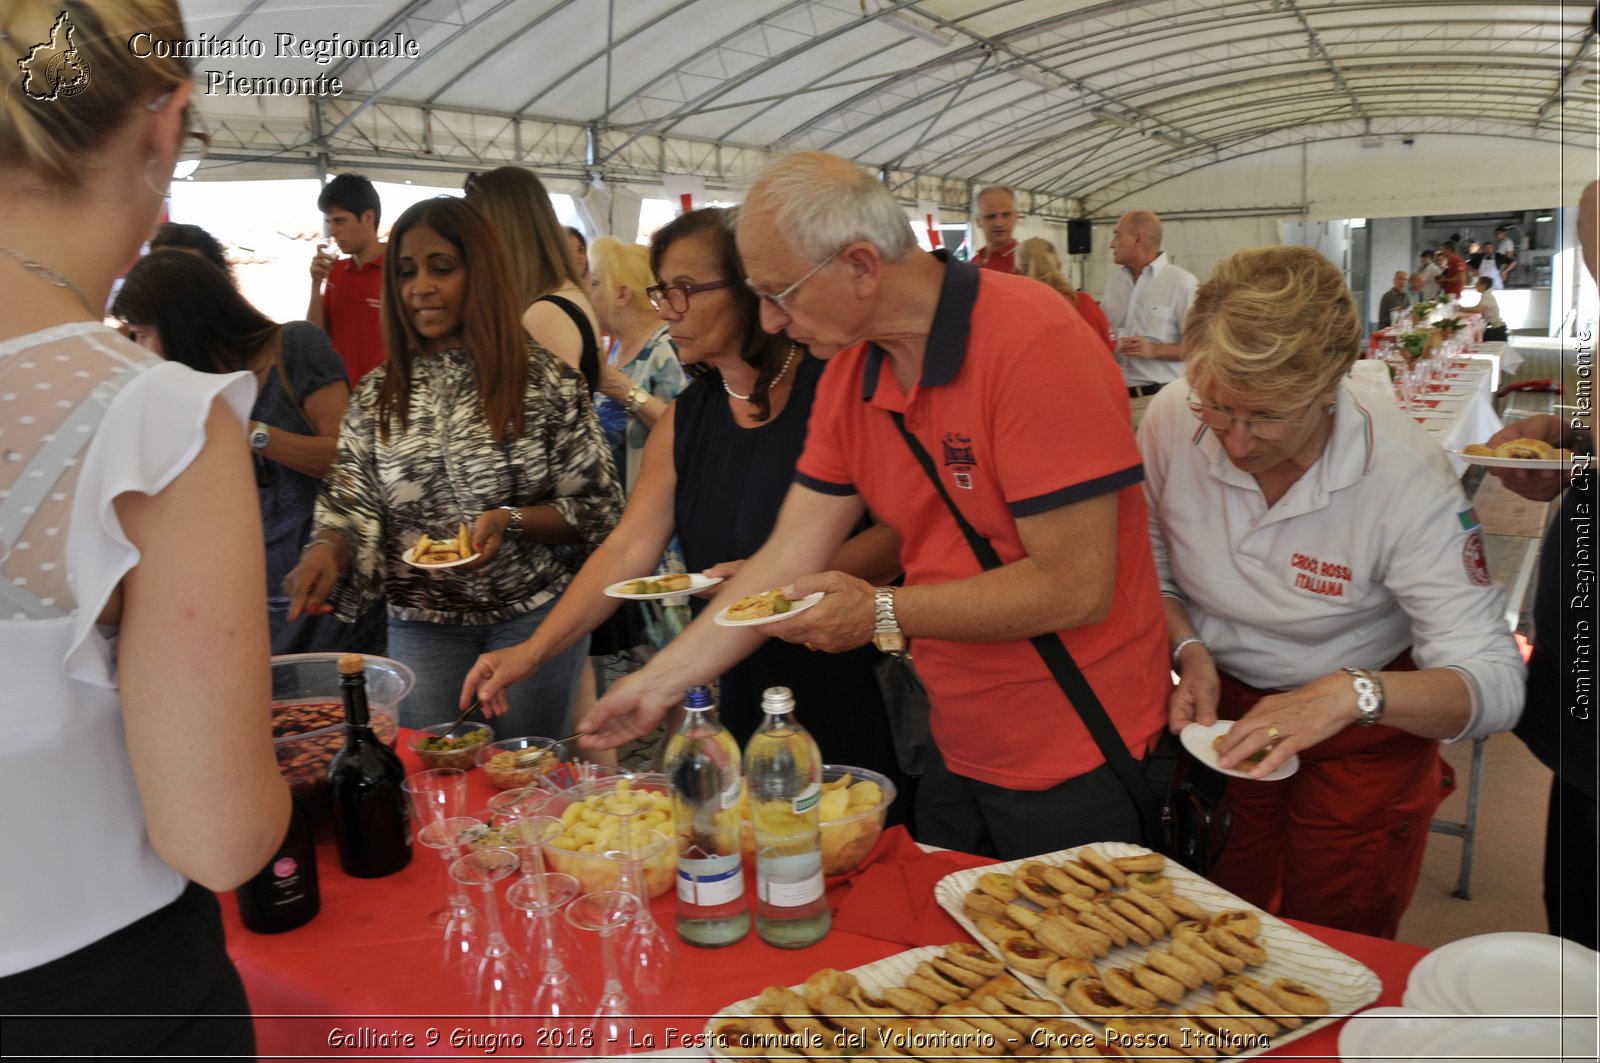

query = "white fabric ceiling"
[{"left": 184, "top": 0, "right": 1597, "bottom": 219}]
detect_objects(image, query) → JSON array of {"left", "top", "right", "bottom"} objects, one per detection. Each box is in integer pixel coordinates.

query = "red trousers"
[{"left": 1208, "top": 657, "right": 1447, "bottom": 939}]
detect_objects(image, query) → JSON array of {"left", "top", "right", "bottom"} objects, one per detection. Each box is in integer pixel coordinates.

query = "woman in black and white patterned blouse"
[{"left": 286, "top": 197, "right": 622, "bottom": 737}]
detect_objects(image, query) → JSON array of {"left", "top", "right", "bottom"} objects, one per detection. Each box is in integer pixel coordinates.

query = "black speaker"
[{"left": 1066, "top": 218, "right": 1092, "bottom": 255}]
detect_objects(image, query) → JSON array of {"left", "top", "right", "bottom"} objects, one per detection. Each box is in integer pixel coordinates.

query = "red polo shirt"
[
  {"left": 322, "top": 251, "right": 387, "bottom": 383},
  {"left": 973, "top": 241, "right": 1017, "bottom": 273},
  {"left": 794, "top": 255, "right": 1169, "bottom": 790},
  {"left": 1437, "top": 251, "right": 1467, "bottom": 297}
]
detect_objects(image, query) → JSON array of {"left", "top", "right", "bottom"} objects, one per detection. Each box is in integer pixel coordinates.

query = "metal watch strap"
[
  {"left": 498, "top": 505, "right": 523, "bottom": 536},
  {"left": 624, "top": 385, "right": 650, "bottom": 414},
  {"left": 873, "top": 587, "right": 904, "bottom": 653},
  {"left": 1342, "top": 667, "right": 1384, "bottom": 727}
]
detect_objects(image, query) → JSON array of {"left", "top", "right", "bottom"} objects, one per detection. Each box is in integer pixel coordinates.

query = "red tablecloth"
[{"left": 226, "top": 740, "right": 1427, "bottom": 1060}]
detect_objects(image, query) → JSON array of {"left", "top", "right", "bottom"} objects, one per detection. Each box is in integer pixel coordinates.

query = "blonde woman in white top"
[{"left": 0, "top": 0, "right": 286, "bottom": 1053}]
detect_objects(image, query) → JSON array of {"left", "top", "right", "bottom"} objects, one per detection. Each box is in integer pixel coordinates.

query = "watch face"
[{"left": 873, "top": 630, "right": 906, "bottom": 653}]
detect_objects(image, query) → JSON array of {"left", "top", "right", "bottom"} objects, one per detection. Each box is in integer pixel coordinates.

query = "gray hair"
[
  {"left": 745, "top": 152, "right": 918, "bottom": 263},
  {"left": 974, "top": 185, "right": 1016, "bottom": 208}
]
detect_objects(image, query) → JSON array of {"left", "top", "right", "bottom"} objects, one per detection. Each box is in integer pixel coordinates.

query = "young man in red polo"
[{"left": 308, "top": 174, "right": 386, "bottom": 384}]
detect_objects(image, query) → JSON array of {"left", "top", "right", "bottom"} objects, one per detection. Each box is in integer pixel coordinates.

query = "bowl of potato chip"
[
  {"left": 544, "top": 773, "right": 677, "bottom": 898},
  {"left": 741, "top": 764, "right": 895, "bottom": 876}
]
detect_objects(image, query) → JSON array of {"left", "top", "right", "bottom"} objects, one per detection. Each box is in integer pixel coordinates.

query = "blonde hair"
[
  {"left": 587, "top": 236, "right": 653, "bottom": 308},
  {"left": 1184, "top": 245, "right": 1361, "bottom": 410},
  {"left": 2, "top": 0, "right": 192, "bottom": 190},
  {"left": 463, "top": 166, "right": 581, "bottom": 305},
  {"left": 1017, "top": 237, "right": 1078, "bottom": 300}
]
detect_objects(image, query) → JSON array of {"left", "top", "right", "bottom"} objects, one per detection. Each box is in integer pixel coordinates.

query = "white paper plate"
[
  {"left": 712, "top": 591, "right": 824, "bottom": 627},
  {"left": 603, "top": 572, "right": 722, "bottom": 600},
  {"left": 1450, "top": 451, "right": 1571, "bottom": 471},
  {"left": 1415, "top": 1016, "right": 1588, "bottom": 1063},
  {"left": 933, "top": 841, "right": 1381, "bottom": 1061},
  {"left": 1338, "top": 1006, "right": 1459, "bottom": 1063},
  {"left": 1181, "top": 720, "right": 1300, "bottom": 781},
  {"left": 402, "top": 543, "right": 481, "bottom": 569},
  {"left": 1422, "top": 932, "right": 1600, "bottom": 1016}
]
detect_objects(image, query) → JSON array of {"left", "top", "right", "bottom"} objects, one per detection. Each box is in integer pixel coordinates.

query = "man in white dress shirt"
[{"left": 1100, "top": 210, "right": 1198, "bottom": 428}]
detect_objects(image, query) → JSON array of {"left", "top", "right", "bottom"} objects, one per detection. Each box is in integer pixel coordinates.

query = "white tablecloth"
[{"left": 1348, "top": 359, "right": 1503, "bottom": 475}]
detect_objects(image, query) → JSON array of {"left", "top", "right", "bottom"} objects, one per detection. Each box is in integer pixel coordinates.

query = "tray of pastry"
[
  {"left": 932, "top": 841, "right": 1381, "bottom": 1058},
  {"left": 705, "top": 942, "right": 1178, "bottom": 1060}
]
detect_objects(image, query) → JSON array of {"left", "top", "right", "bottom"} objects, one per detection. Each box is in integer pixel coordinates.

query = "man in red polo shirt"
[
  {"left": 1435, "top": 240, "right": 1468, "bottom": 300},
  {"left": 584, "top": 152, "right": 1170, "bottom": 860},
  {"left": 971, "top": 185, "right": 1020, "bottom": 273},
  {"left": 308, "top": 174, "right": 386, "bottom": 384}
]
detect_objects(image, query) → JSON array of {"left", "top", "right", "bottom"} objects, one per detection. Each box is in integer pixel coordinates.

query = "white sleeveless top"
[{"left": 0, "top": 323, "right": 253, "bottom": 976}]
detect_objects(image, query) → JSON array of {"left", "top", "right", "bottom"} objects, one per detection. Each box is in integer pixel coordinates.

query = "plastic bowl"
[
  {"left": 742, "top": 764, "right": 896, "bottom": 876},
  {"left": 271, "top": 654, "right": 412, "bottom": 807},
  {"left": 544, "top": 772, "right": 676, "bottom": 897},
  {"left": 410, "top": 720, "right": 496, "bottom": 771},
  {"left": 475, "top": 736, "right": 577, "bottom": 791}
]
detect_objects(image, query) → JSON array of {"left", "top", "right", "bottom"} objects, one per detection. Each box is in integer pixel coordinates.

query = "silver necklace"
[
  {"left": 724, "top": 343, "right": 798, "bottom": 402},
  {"left": 0, "top": 240, "right": 99, "bottom": 319}
]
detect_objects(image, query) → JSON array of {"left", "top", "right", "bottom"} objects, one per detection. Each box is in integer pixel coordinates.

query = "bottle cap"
[
  {"left": 760, "top": 686, "right": 795, "bottom": 715},
  {"left": 337, "top": 653, "right": 364, "bottom": 675},
  {"left": 684, "top": 685, "right": 714, "bottom": 710}
]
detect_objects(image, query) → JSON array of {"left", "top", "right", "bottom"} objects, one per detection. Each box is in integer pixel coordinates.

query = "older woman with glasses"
[
  {"left": 1138, "top": 245, "right": 1524, "bottom": 939},
  {"left": 461, "top": 208, "right": 903, "bottom": 781}
]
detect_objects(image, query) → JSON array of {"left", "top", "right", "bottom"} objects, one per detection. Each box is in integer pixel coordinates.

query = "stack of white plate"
[{"left": 1339, "top": 932, "right": 1600, "bottom": 1062}]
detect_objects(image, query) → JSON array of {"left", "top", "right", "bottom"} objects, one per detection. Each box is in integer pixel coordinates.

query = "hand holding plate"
[{"left": 759, "top": 570, "right": 875, "bottom": 653}]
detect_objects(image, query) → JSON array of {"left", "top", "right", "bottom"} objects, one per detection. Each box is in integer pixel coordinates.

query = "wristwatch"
[
  {"left": 872, "top": 587, "right": 905, "bottom": 654},
  {"left": 498, "top": 505, "right": 524, "bottom": 537},
  {"left": 248, "top": 421, "right": 270, "bottom": 453},
  {"left": 1342, "top": 667, "right": 1385, "bottom": 727},
  {"left": 624, "top": 385, "right": 650, "bottom": 415}
]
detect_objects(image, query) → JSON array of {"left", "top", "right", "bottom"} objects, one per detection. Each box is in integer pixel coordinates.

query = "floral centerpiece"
[
  {"left": 1435, "top": 317, "right": 1463, "bottom": 338},
  {"left": 1410, "top": 300, "right": 1437, "bottom": 324},
  {"left": 1399, "top": 330, "right": 1431, "bottom": 361}
]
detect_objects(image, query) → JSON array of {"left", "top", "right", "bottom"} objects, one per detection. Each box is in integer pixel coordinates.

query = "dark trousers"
[
  {"left": 0, "top": 882, "right": 256, "bottom": 1060},
  {"left": 915, "top": 742, "right": 1140, "bottom": 860},
  {"left": 1544, "top": 774, "right": 1600, "bottom": 951}
]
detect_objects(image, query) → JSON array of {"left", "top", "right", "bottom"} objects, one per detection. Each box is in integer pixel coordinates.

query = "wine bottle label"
[
  {"left": 791, "top": 782, "right": 820, "bottom": 816},
  {"left": 677, "top": 853, "right": 744, "bottom": 905}
]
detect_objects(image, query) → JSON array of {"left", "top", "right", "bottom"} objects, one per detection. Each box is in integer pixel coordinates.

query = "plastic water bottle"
[
  {"left": 663, "top": 686, "right": 750, "bottom": 947},
  {"left": 744, "top": 687, "right": 831, "bottom": 948}
]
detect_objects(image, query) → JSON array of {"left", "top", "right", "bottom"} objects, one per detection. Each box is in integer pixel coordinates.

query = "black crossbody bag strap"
[{"left": 886, "top": 410, "right": 1164, "bottom": 841}]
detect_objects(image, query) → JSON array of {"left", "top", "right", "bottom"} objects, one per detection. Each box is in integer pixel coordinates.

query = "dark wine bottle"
[
  {"left": 236, "top": 793, "right": 320, "bottom": 933},
  {"left": 327, "top": 653, "right": 412, "bottom": 878}
]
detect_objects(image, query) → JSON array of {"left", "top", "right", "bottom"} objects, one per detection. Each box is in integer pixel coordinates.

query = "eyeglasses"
[
  {"left": 645, "top": 278, "right": 731, "bottom": 313},
  {"left": 462, "top": 171, "right": 481, "bottom": 195},
  {"left": 1187, "top": 397, "right": 1310, "bottom": 440},
  {"left": 745, "top": 244, "right": 850, "bottom": 316}
]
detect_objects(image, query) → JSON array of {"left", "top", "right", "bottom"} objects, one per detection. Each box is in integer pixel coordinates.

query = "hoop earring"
[{"left": 143, "top": 155, "right": 170, "bottom": 199}]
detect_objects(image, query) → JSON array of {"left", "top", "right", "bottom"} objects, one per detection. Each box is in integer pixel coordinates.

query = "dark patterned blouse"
[{"left": 314, "top": 341, "right": 622, "bottom": 625}]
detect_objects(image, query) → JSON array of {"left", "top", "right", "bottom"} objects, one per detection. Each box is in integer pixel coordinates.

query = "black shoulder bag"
[{"left": 887, "top": 411, "right": 1228, "bottom": 872}]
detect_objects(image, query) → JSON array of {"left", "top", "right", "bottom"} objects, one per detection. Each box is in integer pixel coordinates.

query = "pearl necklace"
[
  {"left": 723, "top": 343, "right": 798, "bottom": 402},
  {"left": 0, "top": 240, "right": 99, "bottom": 319}
]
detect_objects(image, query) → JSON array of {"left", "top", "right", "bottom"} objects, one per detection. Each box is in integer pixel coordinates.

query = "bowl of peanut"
[{"left": 270, "top": 654, "right": 412, "bottom": 809}]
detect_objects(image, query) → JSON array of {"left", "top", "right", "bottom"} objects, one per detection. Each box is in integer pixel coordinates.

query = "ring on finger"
[{"left": 1265, "top": 725, "right": 1281, "bottom": 741}]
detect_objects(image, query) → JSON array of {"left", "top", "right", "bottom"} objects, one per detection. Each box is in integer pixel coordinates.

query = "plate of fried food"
[
  {"left": 603, "top": 571, "right": 721, "bottom": 600},
  {"left": 707, "top": 942, "right": 1157, "bottom": 1061},
  {"left": 1454, "top": 438, "right": 1574, "bottom": 470},
  {"left": 712, "top": 588, "right": 824, "bottom": 627},
  {"left": 1181, "top": 720, "right": 1300, "bottom": 782},
  {"left": 933, "top": 842, "right": 1380, "bottom": 1060},
  {"left": 403, "top": 523, "right": 480, "bottom": 569}
]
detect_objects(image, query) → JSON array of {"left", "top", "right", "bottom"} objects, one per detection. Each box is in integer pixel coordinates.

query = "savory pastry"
[
  {"left": 1167, "top": 936, "right": 1227, "bottom": 983},
  {"left": 1060, "top": 861, "right": 1113, "bottom": 892},
  {"left": 927, "top": 1013, "right": 1006, "bottom": 1057},
  {"left": 801, "top": 967, "right": 856, "bottom": 1011},
  {"left": 1126, "top": 870, "right": 1175, "bottom": 895},
  {"left": 1108, "top": 897, "right": 1167, "bottom": 941},
  {"left": 620, "top": 571, "right": 693, "bottom": 595},
  {"left": 1213, "top": 732, "right": 1272, "bottom": 768},
  {"left": 975, "top": 872, "right": 1021, "bottom": 904},
  {"left": 1493, "top": 437, "right": 1557, "bottom": 460},
  {"left": 1034, "top": 915, "right": 1101, "bottom": 960},
  {"left": 1061, "top": 977, "right": 1135, "bottom": 1018},
  {"left": 1144, "top": 948, "right": 1207, "bottom": 991},
  {"left": 1208, "top": 990, "right": 1280, "bottom": 1036},
  {"left": 1264, "top": 978, "right": 1329, "bottom": 1017},
  {"left": 1123, "top": 889, "right": 1181, "bottom": 928},
  {"left": 1218, "top": 976, "right": 1300, "bottom": 1030},
  {"left": 943, "top": 942, "right": 1007, "bottom": 978},
  {"left": 1188, "top": 1006, "right": 1270, "bottom": 1048},
  {"left": 1112, "top": 852, "right": 1166, "bottom": 874},
  {"left": 1130, "top": 964, "right": 1188, "bottom": 1005},
  {"left": 1044, "top": 956, "right": 1097, "bottom": 999},
  {"left": 1208, "top": 910, "right": 1261, "bottom": 940},
  {"left": 974, "top": 912, "right": 1023, "bottom": 945},
  {"left": 1161, "top": 894, "right": 1210, "bottom": 922},
  {"left": 411, "top": 522, "right": 472, "bottom": 564},
  {"left": 1203, "top": 925, "right": 1268, "bottom": 966},
  {"left": 937, "top": 1002, "right": 1023, "bottom": 1046},
  {"left": 964, "top": 890, "right": 1011, "bottom": 919},
  {"left": 931, "top": 956, "right": 990, "bottom": 991},
  {"left": 1078, "top": 848, "right": 1128, "bottom": 888},
  {"left": 1040, "top": 863, "right": 1098, "bottom": 899},
  {"left": 1175, "top": 929, "right": 1246, "bottom": 975},
  {"left": 724, "top": 588, "right": 794, "bottom": 621},
  {"left": 1462, "top": 443, "right": 1497, "bottom": 457},
  {"left": 1097, "top": 901, "right": 1153, "bottom": 947},
  {"left": 996, "top": 989, "right": 1067, "bottom": 1017},
  {"left": 1005, "top": 901, "right": 1047, "bottom": 930},
  {"left": 910, "top": 961, "right": 971, "bottom": 1003},
  {"left": 1101, "top": 967, "right": 1161, "bottom": 1011},
  {"left": 1074, "top": 906, "right": 1130, "bottom": 948},
  {"left": 882, "top": 985, "right": 940, "bottom": 1014},
  {"left": 997, "top": 934, "right": 1058, "bottom": 978},
  {"left": 1014, "top": 862, "right": 1070, "bottom": 908}
]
